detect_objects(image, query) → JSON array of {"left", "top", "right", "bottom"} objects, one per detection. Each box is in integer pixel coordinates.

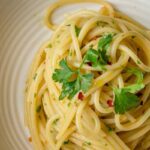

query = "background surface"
[{"left": 0, "top": 0, "right": 150, "bottom": 149}]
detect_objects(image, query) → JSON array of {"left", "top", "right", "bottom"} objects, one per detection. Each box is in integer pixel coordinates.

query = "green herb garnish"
[
  {"left": 137, "top": 60, "right": 141, "bottom": 64},
  {"left": 36, "top": 105, "right": 41, "bottom": 113},
  {"left": 52, "top": 59, "right": 93, "bottom": 100},
  {"left": 48, "top": 44, "right": 52, "bottom": 48},
  {"left": 53, "top": 118, "right": 59, "bottom": 125},
  {"left": 114, "top": 88, "right": 140, "bottom": 114},
  {"left": 52, "top": 59, "right": 74, "bottom": 83},
  {"left": 75, "top": 25, "right": 81, "bottom": 37},
  {"left": 106, "top": 125, "right": 114, "bottom": 132},
  {"left": 114, "top": 68, "right": 145, "bottom": 114},
  {"left": 33, "top": 73, "right": 37, "bottom": 80},
  {"left": 126, "top": 68, "right": 143, "bottom": 83},
  {"left": 83, "top": 141, "right": 91, "bottom": 146},
  {"left": 83, "top": 34, "right": 113, "bottom": 70},
  {"left": 96, "top": 21, "right": 108, "bottom": 27},
  {"left": 64, "top": 140, "right": 69, "bottom": 145},
  {"left": 67, "top": 102, "right": 71, "bottom": 107},
  {"left": 34, "top": 93, "right": 37, "bottom": 98},
  {"left": 52, "top": 34, "right": 113, "bottom": 100}
]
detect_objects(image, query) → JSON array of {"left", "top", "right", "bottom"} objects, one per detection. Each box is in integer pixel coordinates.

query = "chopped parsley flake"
[
  {"left": 34, "top": 93, "right": 37, "bottom": 98},
  {"left": 137, "top": 60, "right": 141, "bottom": 64},
  {"left": 96, "top": 21, "right": 108, "bottom": 27},
  {"left": 89, "top": 44, "right": 94, "bottom": 49},
  {"left": 64, "top": 140, "right": 69, "bottom": 145},
  {"left": 36, "top": 105, "right": 42, "bottom": 113},
  {"left": 75, "top": 25, "right": 81, "bottom": 37},
  {"left": 48, "top": 44, "right": 52, "bottom": 48},
  {"left": 106, "top": 124, "right": 114, "bottom": 132},
  {"left": 67, "top": 102, "right": 71, "bottom": 107},
  {"left": 83, "top": 141, "right": 91, "bottom": 146},
  {"left": 33, "top": 73, "right": 37, "bottom": 80},
  {"left": 53, "top": 118, "right": 59, "bottom": 125},
  {"left": 112, "top": 20, "right": 115, "bottom": 24}
]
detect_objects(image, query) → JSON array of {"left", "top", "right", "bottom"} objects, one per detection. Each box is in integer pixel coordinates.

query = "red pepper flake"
[
  {"left": 140, "top": 101, "right": 143, "bottom": 105},
  {"left": 107, "top": 100, "right": 113, "bottom": 107},
  {"left": 136, "top": 92, "right": 143, "bottom": 97},
  {"left": 98, "top": 72, "right": 102, "bottom": 75},
  {"left": 107, "top": 61, "right": 112, "bottom": 65},
  {"left": 28, "top": 137, "right": 32, "bottom": 142},
  {"left": 78, "top": 92, "right": 84, "bottom": 100},
  {"left": 87, "top": 62, "right": 92, "bottom": 66}
]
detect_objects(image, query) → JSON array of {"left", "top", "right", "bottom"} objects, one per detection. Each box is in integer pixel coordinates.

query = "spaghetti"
[{"left": 25, "top": 0, "right": 150, "bottom": 150}]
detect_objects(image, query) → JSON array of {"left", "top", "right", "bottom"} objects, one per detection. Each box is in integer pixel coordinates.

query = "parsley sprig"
[
  {"left": 83, "top": 34, "right": 113, "bottom": 70},
  {"left": 52, "top": 34, "right": 113, "bottom": 100},
  {"left": 52, "top": 59, "right": 93, "bottom": 100},
  {"left": 114, "top": 68, "right": 145, "bottom": 114}
]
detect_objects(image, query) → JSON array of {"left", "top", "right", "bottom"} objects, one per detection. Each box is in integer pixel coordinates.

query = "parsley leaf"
[
  {"left": 123, "top": 68, "right": 145, "bottom": 93},
  {"left": 98, "top": 34, "right": 113, "bottom": 65},
  {"left": 83, "top": 34, "right": 113, "bottom": 70},
  {"left": 52, "top": 59, "right": 74, "bottom": 83},
  {"left": 114, "top": 88, "right": 140, "bottom": 114},
  {"left": 114, "top": 68, "right": 145, "bottom": 114},
  {"left": 126, "top": 68, "right": 143, "bottom": 83},
  {"left": 52, "top": 59, "right": 93, "bottom": 100},
  {"left": 98, "top": 34, "right": 113, "bottom": 51},
  {"left": 59, "top": 81, "right": 77, "bottom": 100},
  {"left": 80, "top": 74, "right": 94, "bottom": 92},
  {"left": 59, "top": 73, "right": 93, "bottom": 100},
  {"left": 75, "top": 25, "right": 81, "bottom": 37},
  {"left": 83, "top": 48, "right": 102, "bottom": 69},
  {"left": 123, "top": 84, "right": 144, "bottom": 94},
  {"left": 84, "top": 49, "right": 99, "bottom": 65}
]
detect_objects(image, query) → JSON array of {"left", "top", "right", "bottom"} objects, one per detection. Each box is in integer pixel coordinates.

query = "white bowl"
[{"left": 0, "top": 0, "right": 150, "bottom": 149}]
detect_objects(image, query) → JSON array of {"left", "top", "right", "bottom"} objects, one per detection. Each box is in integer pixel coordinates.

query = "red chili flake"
[
  {"left": 28, "top": 137, "right": 32, "bottom": 142},
  {"left": 78, "top": 92, "right": 84, "bottom": 100},
  {"left": 87, "top": 62, "right": 92, "bottom": 66},
  {"left": 136, "top": 92, "right": 143, "bottom": 97},
  {"left": 107, "top": 61, "right": 112, "bottom": 65},
  {"left": 107, "top": 100, "right": 114, "bottom": 107},
  {"left": 140, "top": 101, "right": 143, "bottom": 105}
]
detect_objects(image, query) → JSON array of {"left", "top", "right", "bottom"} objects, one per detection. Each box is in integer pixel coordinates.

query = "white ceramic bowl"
[{"left": 0, "top": 0, "right": 150, "bottom": 149}]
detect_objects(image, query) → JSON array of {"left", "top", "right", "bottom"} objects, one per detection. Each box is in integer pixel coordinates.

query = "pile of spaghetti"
[{"left": 25, "top": 0, "right": 150, "bottom": 150}]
